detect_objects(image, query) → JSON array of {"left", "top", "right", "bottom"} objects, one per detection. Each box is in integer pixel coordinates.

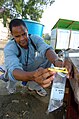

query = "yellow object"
[
  {"left": 48, "top": 67, "right": 68, "bottom": 74},
  {"left": 0, "top": 72, "right": 3, "bottom": 75}
]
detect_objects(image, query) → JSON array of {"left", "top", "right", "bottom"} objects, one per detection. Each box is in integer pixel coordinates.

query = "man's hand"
[
  {"left": 64, "top": 59, "right": 74, "bottom": 79},
  {"left": 54, "top": 59, "right": 63, "bottom": 67},
  {"left": 33, "top": 67, "right": 56, "bottom": 88}
]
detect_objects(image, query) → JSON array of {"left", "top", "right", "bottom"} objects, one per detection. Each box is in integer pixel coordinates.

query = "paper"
[
  {"left": 56, "top": 29, "right": 70, "bottom": 49},
  {"left": 69, "top": 30, "right": 79, "bottom": 49}
]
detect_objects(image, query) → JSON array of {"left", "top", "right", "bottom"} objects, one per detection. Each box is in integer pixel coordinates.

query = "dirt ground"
[
  {"left": 0, "top": 40, "right": 66, "bottom": 119},
  {"left": 0, "top": 81, "right": 66, "bottom": 119}
]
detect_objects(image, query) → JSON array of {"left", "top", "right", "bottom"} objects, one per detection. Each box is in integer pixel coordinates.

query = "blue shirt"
[{"left": 4, "top": 35, "right": 53, "bottom": 81}]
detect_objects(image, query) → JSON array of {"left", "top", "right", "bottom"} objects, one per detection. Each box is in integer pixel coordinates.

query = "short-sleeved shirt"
[{"left": 4, "top": 35, "right": 53, "bottom": 81}]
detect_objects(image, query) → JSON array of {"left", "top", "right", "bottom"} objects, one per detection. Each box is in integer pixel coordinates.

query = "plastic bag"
[{"left": 47, "top": 72, "right": 67, "bottom": 113}]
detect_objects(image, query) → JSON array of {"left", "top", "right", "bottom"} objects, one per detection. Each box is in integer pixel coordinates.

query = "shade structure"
[{"left": 52, "top": 18, "right": 79, "bottom": 31}]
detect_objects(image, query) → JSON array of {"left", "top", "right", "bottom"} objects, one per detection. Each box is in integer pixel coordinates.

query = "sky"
[{"left": 40, "top": 0, "right": 79, "bottom": 34}]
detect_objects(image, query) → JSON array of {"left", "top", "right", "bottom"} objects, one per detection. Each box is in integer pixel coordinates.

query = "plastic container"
[{"left": 23, "top": 19, "right": 44, "bottom": 36}]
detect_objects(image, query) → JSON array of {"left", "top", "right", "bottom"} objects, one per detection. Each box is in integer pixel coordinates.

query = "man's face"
[{"left": 11, "top": 25, "right": 28, "bottom": 48}]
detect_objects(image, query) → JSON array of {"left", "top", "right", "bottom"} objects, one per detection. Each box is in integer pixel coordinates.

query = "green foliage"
[
  {"left": 44, "top": 40, "right": 51, "bottom": 45},
  {"left": 0, "top": 0, "right": 55, "bottom": 26},
  {"left": 43, "top": 33, "right": 51, "bottom": 44},
  {"left": 43, "top": 33, "right": 51, "bottom": 40}
]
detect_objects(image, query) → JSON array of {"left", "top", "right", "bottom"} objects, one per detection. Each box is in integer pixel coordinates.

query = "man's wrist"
[{"left": 54, "top": 58, "right": 63, "bottom": 65}]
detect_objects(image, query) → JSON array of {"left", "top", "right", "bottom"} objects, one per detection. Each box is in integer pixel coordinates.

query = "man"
[{"left": 4, "top": 18, "right": 63, "bottom": 96}]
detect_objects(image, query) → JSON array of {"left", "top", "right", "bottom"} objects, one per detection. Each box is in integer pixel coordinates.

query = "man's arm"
[
  {"left": 13, "top": 69, "right": 34, "bottom": 81},
  {"left": 45, "top": 49, "right": 58, "bottom": 64},
  {"left": 13, "top": 68, "right": 56, "bottom": 88},
  {"left": 45, "top": 49, "right": 63, "bottom": 67}
]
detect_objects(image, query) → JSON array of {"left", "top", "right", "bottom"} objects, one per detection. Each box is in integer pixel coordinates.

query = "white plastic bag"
[{"left": 47, "top": 72, "right": 67, "bottom": 113}]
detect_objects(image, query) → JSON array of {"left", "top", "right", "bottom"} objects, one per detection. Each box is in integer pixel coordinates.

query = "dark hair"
[{"left": 9, "top": 18, "right": 27, "bottom": 33}]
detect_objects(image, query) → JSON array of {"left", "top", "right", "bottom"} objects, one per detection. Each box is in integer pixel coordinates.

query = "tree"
[
  {"left": 43, "top": 33, "right": 51, "bottom": 40},
  {"left": 43, "top": 33, "right": 51, "bottom": 45},
  {"left": 0, "top": 0, "right": 55, "bottom": 25}
]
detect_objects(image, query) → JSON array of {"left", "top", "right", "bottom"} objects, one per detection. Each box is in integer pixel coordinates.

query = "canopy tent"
[{"left": 52, "top": 18, "right": 79, "bottom": 30}]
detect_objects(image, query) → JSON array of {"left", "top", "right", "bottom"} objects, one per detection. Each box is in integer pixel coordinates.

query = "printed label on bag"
[{"left": 51, "top": 83, "right": 65, "bottom": 100}]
